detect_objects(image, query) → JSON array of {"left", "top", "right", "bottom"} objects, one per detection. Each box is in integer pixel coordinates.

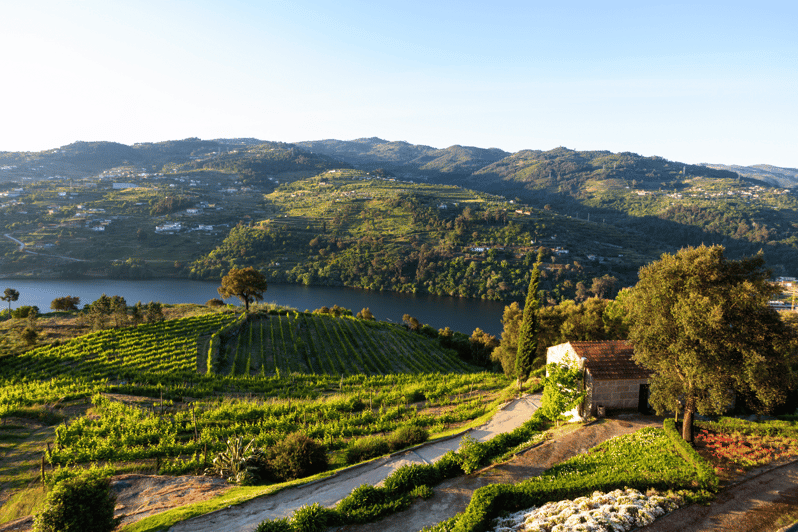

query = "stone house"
[{"left": 546, "top": 340, "right": 651, "bottom": 421}]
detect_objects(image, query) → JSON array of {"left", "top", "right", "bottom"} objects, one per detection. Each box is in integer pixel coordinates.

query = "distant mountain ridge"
[
  {"left": 2, "top": 136, "right": 796, "bottom": 194},
  {"left": 294, "top": 137, "right": 510, "bottom": 177},
  {"left": 702, "top": 163, "right": 798, "bottom": 188}
]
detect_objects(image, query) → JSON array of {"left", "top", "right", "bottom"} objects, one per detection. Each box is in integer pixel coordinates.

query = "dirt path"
[
  {"left": 337, "top": 415, "right": 662, "bottom": 532},
  {"left": 639, "top": 459, "right": 798, "bottom": 532},
  {"left": 166, "top": 394, "right": 542, "bottom": 532}
]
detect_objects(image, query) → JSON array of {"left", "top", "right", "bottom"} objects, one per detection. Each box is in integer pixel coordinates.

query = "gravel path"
[{"left": 167, "top": 394, "right": 542, "bottom": 532}]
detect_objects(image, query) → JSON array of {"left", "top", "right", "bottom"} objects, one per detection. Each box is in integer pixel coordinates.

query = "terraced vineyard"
[
  {"left": 1, "top": 307, "right": 509, "bottom": 482},
  {"left": 212, "top": 311, "right": 475, "bottom": 377}
]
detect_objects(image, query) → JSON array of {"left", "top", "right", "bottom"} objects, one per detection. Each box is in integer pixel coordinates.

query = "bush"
[
  {"left": 433, "top": 450, "right": 463, "bottom": 479},
  {"left": 206, "top": 298, "right": 226, "bottom": 307},
  {"left": 11, "top": 305, "right": 39, "bottom": 319},
  {"left": 345, "top": 435, "right": 390, "bottom": 464},
  {"left": 33, "top": 469, "right": 120, "bottom": 532},
  {"left": 388, "top": 425, "right": 429, "bottom": 451},
  {"left": 255, "top": 517, "right": 292, "bottom": 532},
  {"left": 291, "top": 503, "right": 340, "bottom": 532},
  {"left": 335, "top": 484, "right": 408, "bottom": 523},
  {"left": 383, "top": 463, "right": 439, "bottom": 493},
  {"left": 458, "top": 434, "right": 488, "bottom": 474},
  {"left": 269, "top": 433, "right": 328, "bottom": 482}
]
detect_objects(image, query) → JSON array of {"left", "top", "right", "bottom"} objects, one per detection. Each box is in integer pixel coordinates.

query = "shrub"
[
  {"left": 206, "top": 298, "right": 226, "bottom": 307},
  {"left": 33, "top": 469, "right": 120, "bottom": 532},
  {"left": 11, "top": 305, "right": 39, "bottom": 319},
  {"left": 433, "top": 450, "right": 463, "bottom": 479},
  {"left": 458, "top": 434, "right": 488, "bottom": 474},
  {"left": 345, "top": 435, "right": 390, "bottom": 464},
  {"left": 254, "top": 517, "right": 292, "bottom": 532},
  {"left": 291, "top": 503, "right": 340, "bottom": 532},
  {"left": 269, "top": 433, "right": 328, "bottom": 482},
  {"left": 335, "top": 484, "right": 407, "bottom": 523},
  {"left": 388, "top": 425, "right": 429, "bottom": 451},
  {"left": 383, "top": 463, "right": 439, "bottom": 493}
]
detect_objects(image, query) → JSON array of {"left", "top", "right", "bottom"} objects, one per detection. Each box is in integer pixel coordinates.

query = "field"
[
  {"left": 211, "top": 311, "right": 475, "bottom": 377},
  {"left": 0, "top": 307, "right": 512, "bottom": 524}
]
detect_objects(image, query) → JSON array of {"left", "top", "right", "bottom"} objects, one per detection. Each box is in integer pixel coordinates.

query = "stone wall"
[{"left": 585, "top": 374, "right": 649, "bottom": 416}]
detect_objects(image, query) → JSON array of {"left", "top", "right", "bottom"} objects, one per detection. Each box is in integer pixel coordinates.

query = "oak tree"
[{"left": 624, "top": 245, "right": 796, "bottom": 441}]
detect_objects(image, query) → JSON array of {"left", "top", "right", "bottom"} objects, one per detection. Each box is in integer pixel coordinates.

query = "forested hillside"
[{"left": 189, "top": 170, "right": 659, "bottom": 301}]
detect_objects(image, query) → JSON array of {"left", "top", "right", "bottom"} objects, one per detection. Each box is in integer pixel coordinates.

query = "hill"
[
  {"left": 4, "top": 136, "right": 798, "bottom": 284},
  {"left": 189, "top": 169, "right": 662, "bottom": 300},
  {"left": 703, "top": 162, "right": 798, "bottom": 188},
  {"left": 295, "top": 138, "right": 509, "bottom": 178}
]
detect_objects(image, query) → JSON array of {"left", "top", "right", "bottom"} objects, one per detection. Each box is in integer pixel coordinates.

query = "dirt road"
[
  {"left": 167, "top": 394, "right": 542, "bottom": 532},
  {"left": 639, "top": 459, "right": 798, "bottom": 532}
]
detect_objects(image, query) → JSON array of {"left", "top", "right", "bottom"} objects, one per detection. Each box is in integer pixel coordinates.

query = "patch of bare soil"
[
  {"left": 337, "top": 415, "right": 662, "bottom": 532},
  {"left": 112, "top": 474, "right": 231, "bottom": 527}
]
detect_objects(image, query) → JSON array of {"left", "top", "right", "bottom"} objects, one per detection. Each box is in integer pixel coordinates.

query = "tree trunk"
[{"left": 682, "top": 408, "right": 694, "bottom": 442}]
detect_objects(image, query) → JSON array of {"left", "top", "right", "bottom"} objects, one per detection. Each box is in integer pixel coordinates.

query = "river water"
[{"left": 2, "top": 279, "right": 510, "bottom": 336}]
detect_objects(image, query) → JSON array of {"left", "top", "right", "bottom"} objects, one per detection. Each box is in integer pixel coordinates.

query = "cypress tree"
[{"left": 516, "top": 250, "right": 544, "bottom": 390}]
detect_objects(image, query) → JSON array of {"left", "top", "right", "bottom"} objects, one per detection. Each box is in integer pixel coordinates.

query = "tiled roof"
[{"left": 568, "top": 341, "right": 651, "bottom": 381}]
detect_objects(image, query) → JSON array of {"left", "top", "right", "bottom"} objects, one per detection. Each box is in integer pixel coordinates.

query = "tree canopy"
[
  {"left": 218, "top": 267, "right": 268, "bottom": 312},
  {"left": 2, "top": 288, "right": 20, "bottom": 316},
  {"left": 624, "top": 245, "right": 796, "bottom": 441},
  {"left": 51, "top": 295, "right": 80, "bottom": 311}
]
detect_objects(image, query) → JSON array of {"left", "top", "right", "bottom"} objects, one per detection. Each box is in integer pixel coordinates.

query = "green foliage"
[
  {"left": 383, "top": 463, "right": 440, "bottom": 493},
  {"left": 209, "top": 435, "right": 259, "bottom": 483},
  {"left": 33, "top": 468, "right": 120, "bottom": 532},
  {"left": 624, "top": 245, "right": 797, "bottom": 440},
  {"left": 539, "top": 360, "right": 587, "bottom": 423},
  {"left": 515, "top": 251, "right": 543, "bottom": 385},
  {"left": 387, "top": 425, "right": 429, "bottom": 451},
  {"left": 256, "top": 409, "right": 547, "bottom": 532},
  {"left": 458, "top": 434, "right": 489, "bottom": 474},
  {"left": 218, "top": 266, "right": 268, "bottom": 312},
  {"left": 11, "top": 305, "right": 38, "bottom": 319},
  {"left": 268, "top": 433, "right": 328, "bottom": 482},
  {"left": 662, "top": 419, "right": 719, "bottom": 491},
  {"left": 444, "top": 427, "right": 718, "bottom": 532},
  {"left": 254, "top": 517, "right": 292, "bottom": 532},
  {"left": 50, "top": 296, "right": 80, "bottom": 311},
  {"left": 345, "top": 435, "right": 390, "bottom": 464},
  {"left": 291, "top": 502, "right": 342, "bottom": 532},
  {"left": 334, "top": 484, "right": 410, "bottom": 524}
]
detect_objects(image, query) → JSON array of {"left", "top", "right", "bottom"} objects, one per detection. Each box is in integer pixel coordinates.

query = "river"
[{"left": 1, "top": 279, "right": 511, "bottom": 336}]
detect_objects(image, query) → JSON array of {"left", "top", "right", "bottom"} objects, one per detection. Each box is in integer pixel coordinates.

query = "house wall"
[
  {"left": 546, "top": 342, "right": 585, "bottom": 422},
  {"left": 546, "top": 343, "right": 581, "bottom": 368},
  {"left": 584, "top": 375, "right": 648, "bottom": 416}
]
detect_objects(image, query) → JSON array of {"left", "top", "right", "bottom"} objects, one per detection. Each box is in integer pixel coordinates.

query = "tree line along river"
[{"left": 3, "top": 279, "right": 510, "bottom": 336}]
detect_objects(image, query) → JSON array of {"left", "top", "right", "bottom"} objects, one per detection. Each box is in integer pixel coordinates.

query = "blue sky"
[{"left": 3, "top": 1, "right": 797, "bottom": 167}]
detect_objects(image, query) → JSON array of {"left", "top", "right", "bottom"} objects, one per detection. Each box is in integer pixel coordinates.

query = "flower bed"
[
  {"left": 694, "top": 428, "right": 798, "bottom": 472},
  {"left": 490, "top": 488, "right": 682, "bottom": 532}
]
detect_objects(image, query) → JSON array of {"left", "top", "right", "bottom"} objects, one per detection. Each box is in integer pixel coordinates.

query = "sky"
[{"left": 2, "top": 1, "right": 797, "bottom": 167}]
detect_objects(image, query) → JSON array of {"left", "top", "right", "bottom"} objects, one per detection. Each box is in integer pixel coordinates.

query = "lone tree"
[
  {"left": 51, "top": 295, "right": 80, "bottom": 311},
  {"left": 624, "top": 245, "right": 796, "bottom": 442},
  {"left": 515, "top": 249, "right": 544, "bottom": 390},
  {"left": 2, "top": 288, "right": 20, "bottom": 316},
  {"left": 218, "top": 267, "right": 268, "bottom": 312}
]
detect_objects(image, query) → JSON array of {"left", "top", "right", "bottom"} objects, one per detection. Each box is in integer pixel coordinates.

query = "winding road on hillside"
[{"left": 166, "top": 394, "right": 543, "bottom": 532}]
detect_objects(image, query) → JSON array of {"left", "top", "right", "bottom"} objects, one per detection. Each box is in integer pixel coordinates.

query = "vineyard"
[
  {"left": 211, "top": 311, "right": 475, "bottom": 377},
  {"left": 0, "top": 307, "right": 512, "bottom": 489}
]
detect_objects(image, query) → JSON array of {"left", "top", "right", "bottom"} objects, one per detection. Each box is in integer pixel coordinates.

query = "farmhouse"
[{"left": 546, "top": 340, "right": 651, "bottom": 421}]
